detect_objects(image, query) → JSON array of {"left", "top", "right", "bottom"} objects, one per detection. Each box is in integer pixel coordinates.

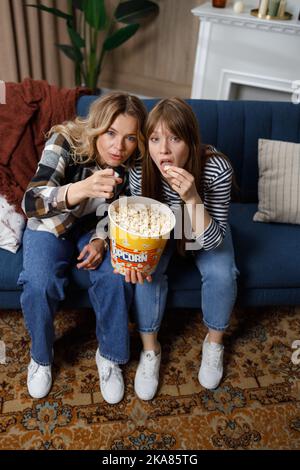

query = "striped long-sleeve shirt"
[
  {"left": 22, "top": 132, "right": 128, "bottom": 241},
  {"left": 129, "top": 149, "right": 233, "bottom": 251}
]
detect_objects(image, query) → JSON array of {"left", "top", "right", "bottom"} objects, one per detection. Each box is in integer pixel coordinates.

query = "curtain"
[{"left": 0, "top": 0, "right": 74, "bottom": 87}]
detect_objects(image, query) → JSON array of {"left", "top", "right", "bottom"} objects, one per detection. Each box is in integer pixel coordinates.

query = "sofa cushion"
[
  {"left": 70, "top": 253, "right": 202, "bottom": 292},
  {"left": 168, "top": 204, "right": 300, "bottom": 291},
  {"left": 229, "top": 203, "right": 300, "bottom": 289},
  {"left": 70, "top": 203, "right": 300, "bottom": 292},
  {"left": 254, "top": 139, "right": 300, "bottom": 224},
  {"left": 0, "top": 247, "right": 23, "bottom": 290},
  {"left": 2, "top": 204, "right": 299, "bottom": 297},
  {"left": 168, "top": 254, "right": 200, "bottom": 291}
]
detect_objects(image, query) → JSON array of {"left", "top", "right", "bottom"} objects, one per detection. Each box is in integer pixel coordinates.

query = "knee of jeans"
[
  {"left": 202, "top": 262, "right": 239, "bottom": 286},
  {"left": 22, "top": 270, "right": 66, "bottom": 301}
]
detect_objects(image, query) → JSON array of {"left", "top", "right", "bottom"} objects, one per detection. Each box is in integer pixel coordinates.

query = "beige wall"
[
  {"left": 0, "top": 0, "right": 204, "bottom": 97},
  {"left": 101, "top": 0, "right": 204, "bottom": 97}
]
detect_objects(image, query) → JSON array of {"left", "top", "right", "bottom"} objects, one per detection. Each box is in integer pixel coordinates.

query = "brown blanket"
[{"left": 0, "top": 78, "right": 91, "bottom": 214}]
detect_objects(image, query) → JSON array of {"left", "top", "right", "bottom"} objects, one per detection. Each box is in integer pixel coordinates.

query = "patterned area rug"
[{"left": 0, "top": 306, "right": 299, "bottom": 450}]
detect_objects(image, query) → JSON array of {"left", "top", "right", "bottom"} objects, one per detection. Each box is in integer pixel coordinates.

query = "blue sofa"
[{"left": 1, "top": 97, "right": 300, "bottom": 310}]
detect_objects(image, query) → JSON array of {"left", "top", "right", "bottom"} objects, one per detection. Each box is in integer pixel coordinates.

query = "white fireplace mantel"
[
  {"left": 192, "top": 1, "right": 300, "bottom": 35},
  {"left": 191, "top": 1, "right": 300, "bottom": 100}
]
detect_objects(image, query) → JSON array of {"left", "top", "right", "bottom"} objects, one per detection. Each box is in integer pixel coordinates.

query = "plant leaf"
[
  {"left": 25, "top": 3, "right": 72, "bottom": 20},
  {"left": 115, "top": 0, "right": 159, "bottom": 24},
  {"left": 83, "top": 0, "right": 106, "bottom": 31},
  {"left": 56, "top": 44, "right": 83, "bottom": 62},
  {"left": 68, "top": 26, "right": 85, "bottom": 48},
  {"left": 103, "top": 24, "right": 140, "bottom": 51}
]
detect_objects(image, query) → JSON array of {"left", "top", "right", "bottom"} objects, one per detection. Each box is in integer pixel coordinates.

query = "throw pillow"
[{"left": 253, "top": 139, "right": 300, "bottom": 224}]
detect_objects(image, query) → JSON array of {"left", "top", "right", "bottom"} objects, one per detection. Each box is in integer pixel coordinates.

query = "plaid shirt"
[{"left": 22, "top": 132, "right": 129, "bottom": 241}]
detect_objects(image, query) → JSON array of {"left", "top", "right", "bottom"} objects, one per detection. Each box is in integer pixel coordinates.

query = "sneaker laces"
[
  {"left": 204, "top": 344, "right": 223, "bottom": 370},
  {"left": 28, "top": 362, "right": 51, "bottom": 379},
  {"left": 100, "top": 363, "right": 122, "bottom": 383},
  {"left": 141, "top": 352, "right": 158, "bottom": 379},
  {"left": 28, "top": 361, "right": 39, "bottom": 374}
]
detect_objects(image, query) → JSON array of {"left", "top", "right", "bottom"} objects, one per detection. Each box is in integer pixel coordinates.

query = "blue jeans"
[
  {"left": 18, "top": 227, "right": 133, "bottom": 366},
  {"left": 133, "top": 225, "right": 239, "bottom": 333}
]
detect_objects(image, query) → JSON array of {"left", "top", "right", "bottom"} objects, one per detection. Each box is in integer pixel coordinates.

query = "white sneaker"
[
  {"left": 198, "top": 334, "right": 224, "bottom": 390},
  {"left": 27, "top": 358, "right": 52, "bottom": 399},
  {"left": 95, "top": 349, "right": 124, "bottom": 404},
  {"left": 134, "top": 349, "right": 161, "bottom": 401}
]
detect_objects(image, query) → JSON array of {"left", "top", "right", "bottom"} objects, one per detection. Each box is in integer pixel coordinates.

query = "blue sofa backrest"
[{"left": 77, "top": 96, "right": 300, "bottom": 203}]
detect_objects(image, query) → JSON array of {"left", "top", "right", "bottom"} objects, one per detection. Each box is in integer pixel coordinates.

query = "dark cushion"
[
  {"left": 0, "top": 247, "right": 23, "bottom": 290},
  {"left": 154, "top": 203, "right": 300, "bottom": 292},
  {"left": 229, "top": 203, "right": 300, "bottom": 289}
]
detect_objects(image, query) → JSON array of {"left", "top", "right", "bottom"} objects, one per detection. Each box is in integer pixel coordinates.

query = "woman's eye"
[
  {"left": 107, "top": 130, "right": 114, "bottom": 136},
  {"left": 150, "top": 137, "right": 159, "bottom": 143},
  {"left": 128, "top": 136, "right": 137, "bottom": 142},
  {"left": 170, "top": 136, "right": 180, "bottom": 142}
]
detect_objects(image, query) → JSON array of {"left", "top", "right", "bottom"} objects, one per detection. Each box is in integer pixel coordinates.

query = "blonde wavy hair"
[{"left": 47, "top": 92, "right": 147, "bottom": 167}]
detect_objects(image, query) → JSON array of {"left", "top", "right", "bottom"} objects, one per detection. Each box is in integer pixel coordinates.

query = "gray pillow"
[{"left": 253, "top": 139, "right": 300, "bottom": 224}]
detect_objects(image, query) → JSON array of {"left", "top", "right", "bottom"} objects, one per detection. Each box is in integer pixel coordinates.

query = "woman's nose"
[
  {"left": 159, "top": 138, "right": 169, "bottom": 153},
  {"left": 115, "top": 138, "right": 124, "bottom": 150}
]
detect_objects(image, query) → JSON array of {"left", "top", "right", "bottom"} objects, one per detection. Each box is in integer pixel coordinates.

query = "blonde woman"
[{"left": 18, "top": 92, "right": 147, "bottom": 404}]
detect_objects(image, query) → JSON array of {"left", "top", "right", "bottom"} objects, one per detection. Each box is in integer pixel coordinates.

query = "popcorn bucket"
[{"left": 108, "top": 196, "right": 176, "bottom": 276}]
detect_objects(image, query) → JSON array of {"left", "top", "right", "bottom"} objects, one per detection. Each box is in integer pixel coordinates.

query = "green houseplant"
[{"left": 27, "top": 0, "right": 159, "bottom": 92}]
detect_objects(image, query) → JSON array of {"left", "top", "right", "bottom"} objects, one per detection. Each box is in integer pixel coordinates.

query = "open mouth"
[{"left": 160, "top": 160, "right": 173, "bottom": 171}]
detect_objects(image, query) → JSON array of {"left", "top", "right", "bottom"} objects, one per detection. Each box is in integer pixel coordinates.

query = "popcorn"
[
  {"left": 108, "top": 196, "right": 176, "bottom": 276},
  {"left": 110, "top": 202, "right": 172, "bottom": 238}
]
